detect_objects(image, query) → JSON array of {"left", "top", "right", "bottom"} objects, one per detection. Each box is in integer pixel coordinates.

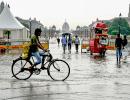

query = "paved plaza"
[{"left": 0, "top": 43, "right": 130, "bottom": 100}]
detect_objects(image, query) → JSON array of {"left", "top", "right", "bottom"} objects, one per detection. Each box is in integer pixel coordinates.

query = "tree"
[
  {"left": 104, "top": 21, "right": 112, "bottom": 27},
  {"left": 4, "top": 30, "right": 11, "bottom": 39},
  {"left": 108, "top": 18, "right": 130, "bottom": 35}
]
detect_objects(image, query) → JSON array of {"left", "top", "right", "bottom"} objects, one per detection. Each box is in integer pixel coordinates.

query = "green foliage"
[
  {"left": 4, "top": 30, "right": 11, "bottom": 35},
  {"left": 108, "top": 18, "right": 130, "bottom": 35},
  {"left": 104, "top": 21, "right": 112, "bottom": 27}
]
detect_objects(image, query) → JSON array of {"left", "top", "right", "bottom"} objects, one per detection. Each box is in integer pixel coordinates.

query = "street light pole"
[
  {"left": 86, "top": 28, "right": 88, "bottom": 38},
  {"left": 29, "top": 18, "right": 32, "bottom": 38},
  {"left": 119, "top": 13, "right": 122, "bottom": 34},
  {"left": 85, "top": 28, "right": 87, "bottom": 38}
]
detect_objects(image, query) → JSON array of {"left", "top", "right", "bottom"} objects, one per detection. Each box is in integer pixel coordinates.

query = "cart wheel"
[
  {"left": 100, "top": 51, "right": 106, "bottom": 57},
  {"left": 102, "top": 51, "right": 106, "bottom": 57},
  {"left": 90, "top": 51, "right": 93, "bottom": 55},
  {"left": 100, "top": 52, "right": 102, "bottom": 56}
]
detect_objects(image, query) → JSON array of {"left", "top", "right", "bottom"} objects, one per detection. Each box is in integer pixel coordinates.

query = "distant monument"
[{"left": 62, "top": 20, "right": 70, "bottom": 33}]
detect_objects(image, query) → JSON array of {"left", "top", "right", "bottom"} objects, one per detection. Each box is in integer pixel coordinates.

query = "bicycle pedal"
[{"left": 34, "top": 68, "right": 41, "bottom": 75}]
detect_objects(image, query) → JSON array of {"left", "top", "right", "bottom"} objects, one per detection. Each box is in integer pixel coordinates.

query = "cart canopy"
[{"left": 93, "top": 22, "right": 107, "bottom": 29}]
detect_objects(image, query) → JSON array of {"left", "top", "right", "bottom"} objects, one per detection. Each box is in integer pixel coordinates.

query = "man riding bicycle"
[
  {"left": 29, "top": 28, "right": 45, "bottom": 69},
  {"left": 12, "top": 28, "right": 70, "bottom": 80}
]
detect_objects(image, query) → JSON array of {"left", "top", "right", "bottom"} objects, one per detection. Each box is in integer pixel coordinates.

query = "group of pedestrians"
[
  {"left": 58, "top": 35, "right": 80, "bottom": 54},
  {"left": 22, "top": 28, "right": 128, "bottom": 71},
  {"left": 115, "top": 34, "right": 128, "bottom": 64},
  {"left": 58, "top": 33, "right": 128, "bottom": 64}
]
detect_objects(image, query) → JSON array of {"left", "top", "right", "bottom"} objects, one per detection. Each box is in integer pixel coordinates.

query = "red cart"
[{"left": 89, "top": 22, "right": 109, "bottom": 56}]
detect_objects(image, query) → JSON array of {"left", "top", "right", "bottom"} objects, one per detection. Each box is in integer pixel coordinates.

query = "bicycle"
[{"left": 11, "top": 50, "right": 70, "bottom": 81}]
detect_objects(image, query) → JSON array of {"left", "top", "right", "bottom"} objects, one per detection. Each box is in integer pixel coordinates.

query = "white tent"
[{"left": 0, "top": 4, "right": 29, "bottom": 43}]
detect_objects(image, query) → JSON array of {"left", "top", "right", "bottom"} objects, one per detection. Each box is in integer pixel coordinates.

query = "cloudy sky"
[{"left": 0, "top": 0, "right": 130, "bottom": 29}]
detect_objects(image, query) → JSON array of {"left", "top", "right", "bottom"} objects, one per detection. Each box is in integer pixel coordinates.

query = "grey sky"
[{"left": 1, "top": 0, "right": 130, "bottom": 29}]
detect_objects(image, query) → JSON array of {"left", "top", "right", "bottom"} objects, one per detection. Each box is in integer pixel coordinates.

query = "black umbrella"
[{"left": 62, "top": 33, "right": 72, "bottom": 36}]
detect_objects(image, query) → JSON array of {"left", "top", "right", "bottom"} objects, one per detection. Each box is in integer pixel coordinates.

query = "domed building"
[
  {"left": 62, "top": 21, "right": 70, "bottom": 33},
  {"left": 52, "top": 25, "right": 56, "bottom": 31}
]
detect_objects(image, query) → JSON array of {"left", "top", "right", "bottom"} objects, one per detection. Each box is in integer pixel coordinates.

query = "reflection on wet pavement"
[{"left": 0, "top": 44, "right": 130, "bottom": 100}]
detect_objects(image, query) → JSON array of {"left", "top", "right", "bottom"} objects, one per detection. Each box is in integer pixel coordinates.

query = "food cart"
[{"left": 89, "top": 22, "right": 109, "bottom": 56}]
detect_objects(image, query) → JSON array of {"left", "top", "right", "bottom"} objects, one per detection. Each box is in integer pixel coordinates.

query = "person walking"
[
  {"left": 115, "top": 34, "right": 123, "bottom": 64},
  {"left": 68, "top": 35, "right": 72, "bottom": 53},
  {"left": 75, "top": 35, "right": 80, "bottom": 53},
  {"left": 122, "top": 35, "right": 128, "bottom": 61},
  {"left": 57, "top": 37, "right": 60, "bottom": 46},
  {"left": 122, "top": 35, "right": 128, "bottom": 48},
  {"left": 61, "top": 35, "right": 67, "bottom": 54}
]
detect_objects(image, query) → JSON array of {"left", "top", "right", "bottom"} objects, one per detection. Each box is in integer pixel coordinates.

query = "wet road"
[{"left": 0, "top": 43, "right": 130, "bottom": 100}]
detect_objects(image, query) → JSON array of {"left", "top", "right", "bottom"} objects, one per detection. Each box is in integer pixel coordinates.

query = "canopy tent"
[
  {"left": 0, "top": 4, "right": 29, "bottom": 43},
  {"left": 0, "top": 5, "right": 24, "bottom": 30}
]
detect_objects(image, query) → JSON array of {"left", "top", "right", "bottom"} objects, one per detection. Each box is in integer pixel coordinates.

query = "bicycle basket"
[{"left": 21, "top": 42, "right": 31, "bottom": 59}]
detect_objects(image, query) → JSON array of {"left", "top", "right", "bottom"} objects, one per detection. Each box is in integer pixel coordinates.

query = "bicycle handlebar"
[{"left": 43, "top": 49, "right": 50, "bottom": 53}]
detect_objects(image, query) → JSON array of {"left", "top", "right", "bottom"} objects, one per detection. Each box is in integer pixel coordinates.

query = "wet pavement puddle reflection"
[{"left": 0, "top": 44, "right": 130, "bottom": 100}]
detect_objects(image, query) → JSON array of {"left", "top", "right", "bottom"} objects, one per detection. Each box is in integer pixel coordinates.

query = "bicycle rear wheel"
[
  {"left": 11, "top": 58, "right": 33, "bottom": 80},
  {"left": 48, "top": 59, "right": 70, "bottom": 81}
]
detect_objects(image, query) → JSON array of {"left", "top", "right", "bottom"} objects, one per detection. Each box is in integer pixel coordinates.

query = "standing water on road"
[{"left": 0, "top": 43, "right": 130, "bottom": 100}]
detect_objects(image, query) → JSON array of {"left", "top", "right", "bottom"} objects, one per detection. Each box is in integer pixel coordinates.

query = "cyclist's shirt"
[{"left": 30, "top": 35, "right": 38, "bottom": 52}]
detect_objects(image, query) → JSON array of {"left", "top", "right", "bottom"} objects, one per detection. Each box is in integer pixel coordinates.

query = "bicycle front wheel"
[
  {"left": 48, "top": 59, "right": 70, "bottom": 81},
  {"left": 11, "top": 58, "right": 33, "bottom": 80}
]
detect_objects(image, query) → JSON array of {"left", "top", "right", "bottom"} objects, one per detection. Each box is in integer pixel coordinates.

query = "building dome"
[
  {"left": 62, "top": 21, "right": 70, "bottom": 33},
  {"left": 52, "top": 25, "right": 56, "bottom": 29},
  {"left": 76, "top": 25, "right": 80, "bottom": 30}
]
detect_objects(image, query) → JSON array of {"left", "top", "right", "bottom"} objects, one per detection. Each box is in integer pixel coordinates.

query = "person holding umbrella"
[
  {"left": 67, "top": 35, "right": 72, "bottom": 53},
  {"left": 61, "top": 35, "right": 67, "bottom": 54}
]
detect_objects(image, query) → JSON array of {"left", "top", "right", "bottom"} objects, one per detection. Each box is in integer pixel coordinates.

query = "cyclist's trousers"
[{"left": 31, "top": 51, "right": 44, "bottom": 65}]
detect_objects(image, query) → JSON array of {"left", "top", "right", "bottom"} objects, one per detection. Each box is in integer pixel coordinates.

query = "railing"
[{"left": 0, "top": 38, "right": 49, "bottom": 54}]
